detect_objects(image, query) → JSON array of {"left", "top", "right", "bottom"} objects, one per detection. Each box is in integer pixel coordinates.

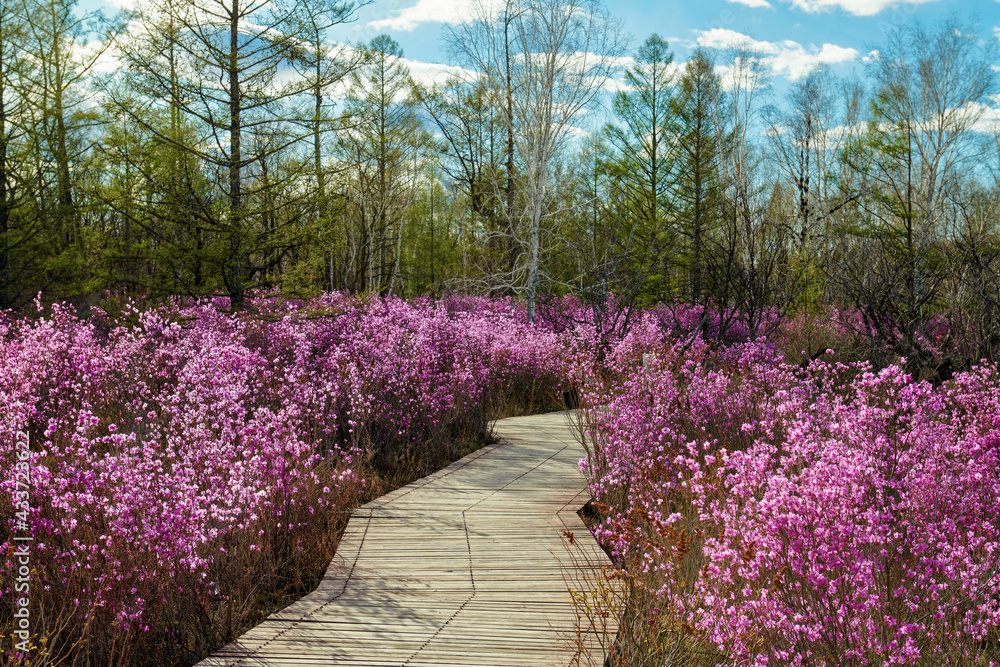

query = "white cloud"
[
  {"left": 78, "top": 39, "right": 122, "bottom": 77},
  {"left": 696, "top": 28, "right": 858, "bottom": 80},
  {"left": 327, "top": 50, "right": 477, "bottom": 99},
  {"left": 404, "top": 58, "right": 477, "bottom": 87},
  {"left": 728, "top": 0, "right": 774, "bottom": 8},
  {"left": 780, "top": 0, "right": 939, "bottom": 16},
  {"left": 953, "top": 100, "right": 1000, "bottom": 135},
  {"left": 772, "top": 43, "right": 858, "bottom": 79},
  {"left": 697, "top": 28, "right": 770, "bottom": 52},
  {"left": 367, "top": 0, "right": 477, "bottom": 31}
]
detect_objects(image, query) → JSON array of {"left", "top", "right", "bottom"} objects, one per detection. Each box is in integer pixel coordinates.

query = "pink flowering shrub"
[
  {"left": 0, "top": 293, "right": 574, "bottom": 665},
  {"left": 583, "top": 339, "right": 1000, "bottom": 665},
  {"left": 778, "top": 306, "right": 874, "bottom": 361},
  {"left": 778, "top": 305, "right": 984, "bottom": 381}
]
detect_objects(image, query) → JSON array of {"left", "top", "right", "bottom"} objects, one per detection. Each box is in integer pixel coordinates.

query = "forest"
[{"left": 1, "top": 0, "right": 998, "bottom": 364}]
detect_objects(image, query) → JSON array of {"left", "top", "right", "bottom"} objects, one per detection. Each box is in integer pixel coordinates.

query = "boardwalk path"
[{"left": 200, "top": 411, "right": 613, "bottom": 667}]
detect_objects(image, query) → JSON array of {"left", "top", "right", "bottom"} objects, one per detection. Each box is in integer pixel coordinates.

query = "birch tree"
[
  {"left": 766, "top": 68, "right": 866, "bottom": 307},
  {"left": 452, "top": 0, "right": 626, "bottom": 321},
  {"left": 837, "top": 16, "right": 998, "bottom": 369}
]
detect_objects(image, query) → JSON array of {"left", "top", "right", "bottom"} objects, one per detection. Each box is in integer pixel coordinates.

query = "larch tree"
[
  {"left": 0, "top": 0, "right": 27, "bottom": 306},
  {"left": 287, "top": 0, "right": 366, "bottom": 202},
  {"left": 112, "top": 0, "right": 313, "bottom": 307},
  {"left": 601, "top": 33, "right": 679, "bottom": 301},
  {"left": 16, "top": 0, "right": 115, "bottom": 298},
  {"left": 672, "top": 49, "right": 723, "bottom": 305},
  {"left": 336, "top": 34, "right": 426, "bottom": 295}
]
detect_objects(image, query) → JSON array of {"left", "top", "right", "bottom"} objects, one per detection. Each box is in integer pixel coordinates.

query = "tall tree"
[
  {"left": 838, "top": 16, "right": 998, "bottom": 368},
  {"left": 445, "top": 0, "right": 524, "bottom": 283},
  {"left": 601, "top": 33, "right": 678, "bottom": 300},
  {"left": 604, "top": 34, "right": 676, "bottom": 240},
  {"left": 16, "top": 0, "right": 114, "bottom": 298},
  {"left": 672, "top": 49, "right": 723, "bottom": 305},
  {"left": 112, "top": 0, "right": 312, "bottom": 306},
  {"left": 0, "top": 0, "right": 26, "bottom": 306},
  {"left": 415, "top": 77, "right": 511, "bottom": 286},
  {"left": 767, "top": 69, "right": 866, "bottom": 307},
  {"left": 710, "top": 42, "right": 793, "bottom": 338},
  {"left": 336, "top": 34, "right": 426, "bottom": 295},
  {"left": 282, "top": 0, "right": 367, "bottom": 295},
  {"left": 453, "top": 0, "right": 626, "bottom": 321},
  {"left": 286, "top": 0, "right": 367, "bottom": 206}
]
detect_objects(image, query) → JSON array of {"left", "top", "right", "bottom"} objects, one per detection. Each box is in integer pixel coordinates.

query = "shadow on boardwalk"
[{"left": 199, "top": 411, "right": 613, "bottom": 667}]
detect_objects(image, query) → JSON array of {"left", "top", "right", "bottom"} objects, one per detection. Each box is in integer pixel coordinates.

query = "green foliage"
[{"left": 670, "top": 49, "right": 725, "bottom": 304}]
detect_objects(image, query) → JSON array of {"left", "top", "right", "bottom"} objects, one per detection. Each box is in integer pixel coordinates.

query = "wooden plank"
[{"left": 198, "top": 412, "right": 614, "bottom": 667}]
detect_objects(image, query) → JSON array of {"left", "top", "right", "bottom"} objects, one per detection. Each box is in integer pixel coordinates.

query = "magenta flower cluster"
[
  {"left": 585, "top": 335, "right": 1000, "bottom": 664},
  {"left": 0, "top": 293, "right": 575, "bottom": 659}
]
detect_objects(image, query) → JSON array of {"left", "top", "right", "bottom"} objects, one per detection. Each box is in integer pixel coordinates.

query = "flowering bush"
[
  {"left": 7, "top": 291, "right": 997, "bottom": 666},
  {"left": 583, "top": 338, "right": 1000, "bottom": 665},
  {"left": 777, "top": 304, "right": 983, "bottom": 380},
  {"left": 0, "top": 293, "right": 575, "bottom": 665}
]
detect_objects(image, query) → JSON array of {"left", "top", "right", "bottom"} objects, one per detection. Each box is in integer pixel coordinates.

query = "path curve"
[{"left": 198, "top": 411, "right": 612, "bottom": 667}]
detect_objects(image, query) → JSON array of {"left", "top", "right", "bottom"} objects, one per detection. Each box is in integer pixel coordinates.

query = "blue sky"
[
  {"left": 83, "top": 0, "right": 999, "bottom": 117},
  {"left": 338, "top": 0, "right": 999, "bottom": 86}
]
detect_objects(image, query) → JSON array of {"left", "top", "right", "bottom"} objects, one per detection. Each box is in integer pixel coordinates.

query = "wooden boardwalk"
[{"left": 199, "top": 411, "right": 613, "bottom": 667}]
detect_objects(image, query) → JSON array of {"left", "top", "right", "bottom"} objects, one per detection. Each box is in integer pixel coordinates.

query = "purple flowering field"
[
  {"left": 580, "top": 311, "right": 1000, "bottom": 665},
  {"left": 3, "top": 294, "right": 999, "bottom": 665},
  {"left": 0, "top": 293, "right": 577, "bottom": 665}
]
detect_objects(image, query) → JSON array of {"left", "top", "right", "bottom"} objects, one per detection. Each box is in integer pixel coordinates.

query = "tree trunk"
[
  {"left": 526, "top": 162, "right": 544, "bottom": 323},
  {"left": 0, "top": 51, "right": 10, "bottom": 308},
  {"left": 504, "top": 14, "right": 517, "bottom": 283},
  {"left": 227, "top": 0, "right": 244, "bottom": 308}
]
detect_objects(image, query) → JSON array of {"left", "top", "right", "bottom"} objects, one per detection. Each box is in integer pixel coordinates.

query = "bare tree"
[
  {"left": 835, "top": 15, "right": 998, "bottom": 372},
  {"left": 414, "top": 76, "right": 511, "bottom": 287},
  {"left": 446, "top": 0, "right": 524, "bottom": 282},
  {"left": 450, "top": 0, "right": 627, "bottom": 321},
  {"left": 707, "top": 42, "right": 791, "bottom": 339},
  {"left": 766, "top": 68, "right": 868, "bottom": 308}
]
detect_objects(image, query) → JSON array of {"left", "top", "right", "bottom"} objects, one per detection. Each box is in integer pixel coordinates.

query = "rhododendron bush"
[
  {"left": 0, "top": 293, "right": 576, "bottom": 665},
  {"left": 583, "top": 339, "right": 1000, "bottom": 665},
  {"left": 6, "top": 291, "right": 998, "bottom": 666}
]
